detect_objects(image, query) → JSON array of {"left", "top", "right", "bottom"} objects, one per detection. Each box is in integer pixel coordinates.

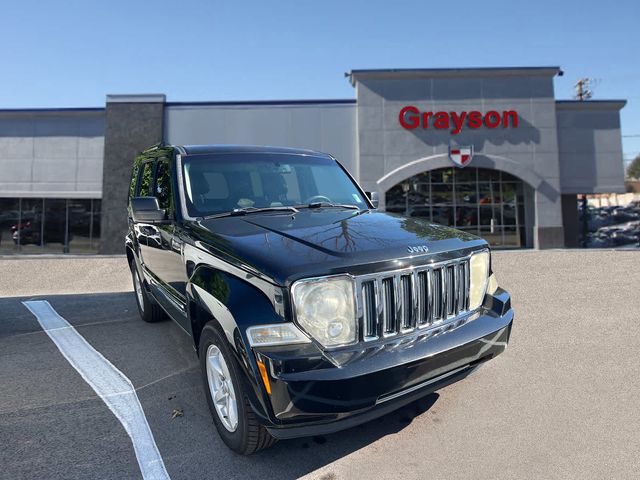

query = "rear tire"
[
  {"left": 130, "top": 263, "right": 166, "bottom": 323},
  {"left": 199, "top": 323, "right": 276, "bottom": 454}
]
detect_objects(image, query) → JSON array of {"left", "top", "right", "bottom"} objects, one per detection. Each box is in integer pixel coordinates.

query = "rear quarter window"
[
  {"left": 129, "top": 158, "right": 141, "bottom": 199},
  {"left": 138, "top": 161, "right": 155, "bottom": 197}
]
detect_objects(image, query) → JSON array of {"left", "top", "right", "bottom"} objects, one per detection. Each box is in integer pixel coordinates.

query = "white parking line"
[{"left": 23, "top": 300, "right": 171, "bottom": 480}]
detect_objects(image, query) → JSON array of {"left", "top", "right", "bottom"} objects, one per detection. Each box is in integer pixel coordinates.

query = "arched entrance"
[{"left": 385, "top": 167, "right": 526, "bottom": 247}]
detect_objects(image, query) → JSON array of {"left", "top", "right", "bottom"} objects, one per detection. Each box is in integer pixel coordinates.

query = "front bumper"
[{"left": 252, "top": 289, "right": 513, "bottom": 439}]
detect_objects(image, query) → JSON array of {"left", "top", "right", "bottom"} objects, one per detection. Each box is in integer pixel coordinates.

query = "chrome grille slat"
[
  {"left": 356, "top": 257, "right": 472, "bottom": 343},
  {"left": 412, "top": 271, "right": 422, "bottom": 326},
  {"left": 456, "top": 262, "right": 466, "bottom": 314},
  {"left": 382, "top": 278, "right": 395, "bottom": 335},
  {"left": 442, "top": 267, "right": 447, "bottom": 319},
  {"left": 446, "top": 265, "right": 455, "bottom": 317},
  {"left": 464, "top": 261, "right": 470, "bottom": 310},
  {"left": 434, "top": 267, "right": 443, "bottom": 321},
  {"left": 375, "top": 278, "right": 384, "bottom": 338},
  {"left": 400, "top": 274, "right": 413, "bottom": 330},
  {"left": 393, "top": 274, "right": 402, "bottom": 333},
  {"left": 426, "top": 269, "right": 433, "bottom": 324},
  {"left": 361, "top": 281, "right": 377, "bottom": 340}
]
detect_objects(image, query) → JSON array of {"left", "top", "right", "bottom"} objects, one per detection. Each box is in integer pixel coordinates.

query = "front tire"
[
  {"left": 199, "top": 324, "right": 276, "bottom": 454},
  {"left": 130, "top": 263, "right": 166, "bottom": 323}
]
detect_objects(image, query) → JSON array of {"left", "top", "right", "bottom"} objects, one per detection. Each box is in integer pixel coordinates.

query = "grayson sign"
[{"left": 399, "top": 106, "right": 519, "bottom": 134}]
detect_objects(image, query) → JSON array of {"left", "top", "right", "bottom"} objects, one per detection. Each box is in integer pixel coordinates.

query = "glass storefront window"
[
  {"left": 455, "top": 168, "right": 477, "bottom": 183},
  {"left": 18, "top": 199, "right": 44, "bottom": 253},
  {"left": 386, "top": 167, "right": 525, "bottom": 248},
  {"left": 68, "top": 199, "right": 101, "bottom": 254},
  {"left": 0, "top": 197, "right": 100, "bottom": 255},
  {"left": 432, "top": 206, "right": 454, "bottom": 225},
  {"left": 430, "top": 168, "right": 454, "bottom": 183},
  {"left": 42, "top": 199, "right": 68, "bottom": 254},
  {"left": 92, "top": 200, "right": 101, "bottom": 251},
  {"left": 456, "top": 206, "right": 477, "bottom": 227},
  {"left": 455, "top": 184, "right": 476, "bottom": 204},
  {"left": 0, "top": 198, "right": 20, "bottom": 255},
  {"left": 479, "top": 205, "right": 500, "bottom": 226},
  {"left": 478, "top": 169, "right": 501, "bottom": 182},
  {"left": 502, "top": 227, "right": 521, "bottom": 247},
  {"left": 431, "top": 183, "right": 453, "bottom": 204}
]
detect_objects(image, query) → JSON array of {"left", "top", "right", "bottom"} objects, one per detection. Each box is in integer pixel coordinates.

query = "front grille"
[{"left": 356, "top": 258, "right": 471, "bottom": 342}]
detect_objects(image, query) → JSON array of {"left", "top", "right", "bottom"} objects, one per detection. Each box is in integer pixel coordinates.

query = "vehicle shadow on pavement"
[
  {"left": 1, "top": 291, "right": 441, "bottom": 480},
  {"left": 247, "top": 393, "right": 441, "bottom": 479}
]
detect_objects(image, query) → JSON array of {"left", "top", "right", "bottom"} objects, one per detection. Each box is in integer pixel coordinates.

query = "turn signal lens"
[
  {"left": 246, "top": 323, "right": 311, "bottom": 347},
  {"left": 469, "top": 251, "right": 490, "bottom": 310},
  {"left": 256, "top": 360, "right": 271, "bottom": 395},
  {"left": 487, "top": 273, "right": 499, "bottom": 295}
]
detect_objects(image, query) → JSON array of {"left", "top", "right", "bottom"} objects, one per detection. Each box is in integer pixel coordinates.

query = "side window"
[
  {"left": 155, "top": 159, "right": 172, "bottom": 212},
  {"left": 129, "top": 158, "right": 142, "bottom": 199},
  {"left": 138, "top": 161, "right": 155, "bottom": 197}
]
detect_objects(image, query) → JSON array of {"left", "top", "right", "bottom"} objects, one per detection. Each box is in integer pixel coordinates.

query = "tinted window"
[
  {"left": 130, "top": 158, "right": 141, "bottom": 199},
  {"left": 155, "top": 159, "right": 172, "bottom": 211},
  {"left": 182, "top": 153, "right": 366, "bottom": 217},
  {"left": 138, "top": 161, "right": 154, "bottom": 197}
]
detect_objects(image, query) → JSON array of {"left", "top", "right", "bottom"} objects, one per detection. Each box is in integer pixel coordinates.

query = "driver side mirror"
[
  {"left": 131, "top": 197, "right": 167, "bottom": 223},
  {"left": 367, "top": 191, "right": 379, "bottom": 209}
]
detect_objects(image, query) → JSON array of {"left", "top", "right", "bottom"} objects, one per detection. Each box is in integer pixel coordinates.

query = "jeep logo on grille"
[{"left": 407, "top": 245, "right": 429, "bottom": 254}]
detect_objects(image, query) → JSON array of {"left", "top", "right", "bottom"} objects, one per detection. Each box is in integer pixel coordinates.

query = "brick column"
[{"left": 99, "top": 94, "right": 165, "bottom": 254}]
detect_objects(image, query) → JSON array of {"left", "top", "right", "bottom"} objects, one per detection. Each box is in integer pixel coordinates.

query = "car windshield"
[{"left": 181, "top": 153, "right": 368, "bottom": 217}]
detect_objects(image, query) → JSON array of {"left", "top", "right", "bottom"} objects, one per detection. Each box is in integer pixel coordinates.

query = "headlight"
[
  {"left": 291, "top": 275, "right": 357, "bottom": 348},
  {"left": 469, "top": 250, "right": 490, "bottom": 310}
]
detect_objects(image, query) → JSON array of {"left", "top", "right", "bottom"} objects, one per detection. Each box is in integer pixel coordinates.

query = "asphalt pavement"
[{"left": 1, "top": 250, "right": 639, "bottom": 479}]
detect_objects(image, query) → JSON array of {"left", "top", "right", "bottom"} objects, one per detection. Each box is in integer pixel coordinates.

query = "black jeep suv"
[{"left": 126, "top": 144, "right": 513, "bottom": 454}]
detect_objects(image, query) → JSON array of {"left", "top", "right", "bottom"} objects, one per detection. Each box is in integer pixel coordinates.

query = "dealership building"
[{"left": 0, "top": 66, "right": 626, "bottom": 254}]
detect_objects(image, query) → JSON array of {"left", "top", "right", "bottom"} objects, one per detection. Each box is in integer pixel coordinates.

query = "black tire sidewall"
[
  {"left": 131, "top": 265, "right": 149, "bottom": 320},
  {"left": 199, "top": 324, "right": 251, "bottom": 454}
]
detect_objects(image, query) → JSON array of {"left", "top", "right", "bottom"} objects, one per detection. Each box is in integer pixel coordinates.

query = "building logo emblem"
[{"left": 449, "top": 145, "right": 474, "bottom": 168}]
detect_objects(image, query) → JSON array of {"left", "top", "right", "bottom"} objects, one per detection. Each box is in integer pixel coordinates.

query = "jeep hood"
[{"left": 189, "top": 209, "right": 486, "bottom": 285}]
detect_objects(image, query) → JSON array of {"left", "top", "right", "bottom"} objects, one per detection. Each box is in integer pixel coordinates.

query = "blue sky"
[{"left": 2, "top": 0, "right": 639, "bottom": 163}]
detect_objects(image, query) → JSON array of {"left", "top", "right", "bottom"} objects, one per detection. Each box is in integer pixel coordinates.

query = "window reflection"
[
  {"left": 385, "top": 167, "right": 524, "bottom": 247},
  {"left": 0, "top": 197, "right": 101, "bottom": 254},
  {"left": 18, "top": 199, "right": 44, "bottom": 253},
  {"left": 69, "top": 199, "right": 95, "bottom": 253},
  {"left": 43, "top": 199, "right": 68, "bottom": 253},
  {"left": 0, "top": 199, "right": 20, "bottom": 255}
]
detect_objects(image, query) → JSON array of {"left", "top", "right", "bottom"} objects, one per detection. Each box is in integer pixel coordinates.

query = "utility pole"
[
  {"left": 574, "top": 78, "right": 593, "bottom": 101},
  {"left": 575, "top": 78, "right": 598, "bottom": 246}
]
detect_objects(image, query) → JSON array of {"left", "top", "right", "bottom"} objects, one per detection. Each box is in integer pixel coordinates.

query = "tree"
[{"left": 628, "top": 154, "right": 640, "bottom": 180}]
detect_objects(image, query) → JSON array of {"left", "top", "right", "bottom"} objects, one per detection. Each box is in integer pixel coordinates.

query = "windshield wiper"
[
  {"left": 203, "top": 206, "right": 299, "bottom": 219},
  {"left": 303, "top": 202, "right": 361, "bottom": 210}
]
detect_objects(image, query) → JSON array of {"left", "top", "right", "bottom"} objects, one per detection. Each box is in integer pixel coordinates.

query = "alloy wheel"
[{"left": 206, "top": 344, "right": 238, "bottom": 432}]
